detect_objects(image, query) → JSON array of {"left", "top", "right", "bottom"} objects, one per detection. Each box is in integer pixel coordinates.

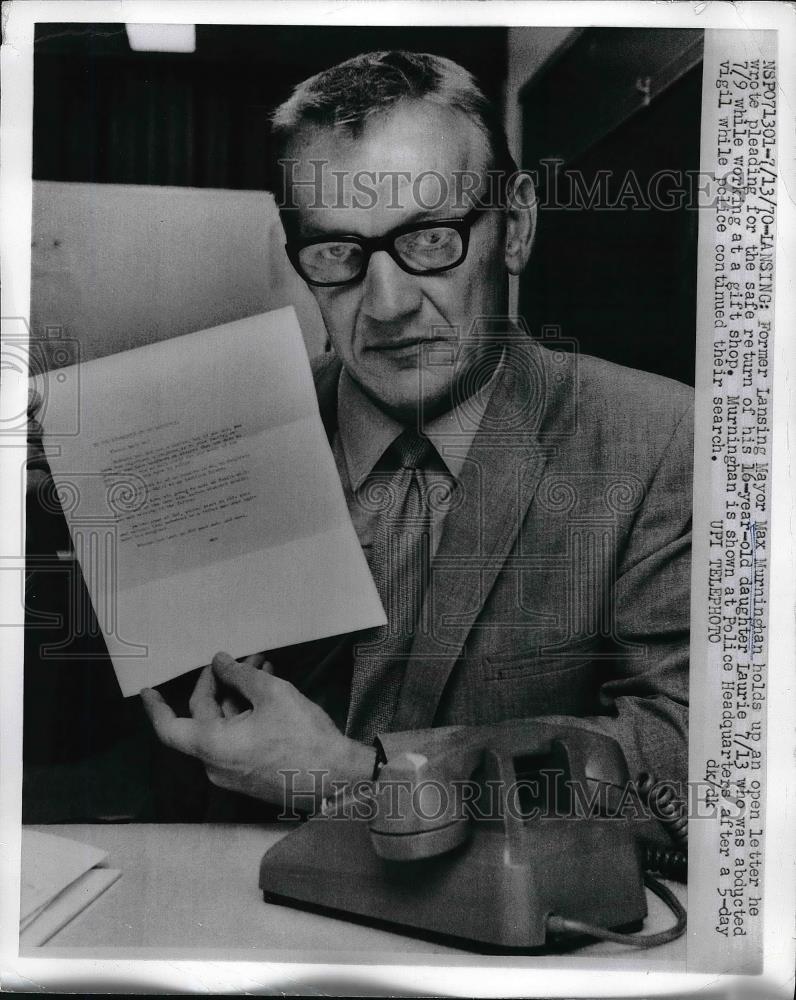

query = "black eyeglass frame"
[{"left": 285, "top": 203, "right": 488, "bottom": 288}]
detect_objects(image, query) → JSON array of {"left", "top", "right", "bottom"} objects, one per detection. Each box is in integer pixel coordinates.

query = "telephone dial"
[{"left": 259, "top": 720, "right": 687, "bottom": 951}]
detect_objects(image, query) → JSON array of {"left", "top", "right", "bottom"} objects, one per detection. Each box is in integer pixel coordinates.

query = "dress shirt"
[{"left": 333, "top": 352, "right": 503, "bottom": 565}]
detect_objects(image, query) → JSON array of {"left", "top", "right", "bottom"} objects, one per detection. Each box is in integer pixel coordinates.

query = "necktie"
[{"left": 345, "top": 429, "right": 436, "bottom": 743}]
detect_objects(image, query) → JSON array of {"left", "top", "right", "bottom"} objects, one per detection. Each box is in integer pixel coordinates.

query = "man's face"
[{"left": 282, "top": 100, "right": 511, "bottom": 423}]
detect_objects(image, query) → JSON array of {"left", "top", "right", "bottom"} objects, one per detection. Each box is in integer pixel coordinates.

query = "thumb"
[{"left": 211, "top": 650, "right": 269, "bottom": 702}]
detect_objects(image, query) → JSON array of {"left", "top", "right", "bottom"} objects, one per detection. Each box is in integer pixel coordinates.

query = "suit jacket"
[{"left": 310, "top": 331, "right": 693, "bottom": 787}]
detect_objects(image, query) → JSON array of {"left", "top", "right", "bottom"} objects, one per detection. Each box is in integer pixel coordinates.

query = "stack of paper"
[{"left": 20, "top": 829, "right": 121, "bottom": 946}]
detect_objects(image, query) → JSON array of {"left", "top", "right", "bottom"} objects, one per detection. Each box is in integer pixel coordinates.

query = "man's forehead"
[{"left": 279, "top": 99, "right": 491, "bottom": 224}]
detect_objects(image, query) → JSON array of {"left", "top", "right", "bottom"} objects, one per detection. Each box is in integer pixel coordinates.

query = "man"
[{"left": 141, "top": 51, "right": 692, "bottom": 811}]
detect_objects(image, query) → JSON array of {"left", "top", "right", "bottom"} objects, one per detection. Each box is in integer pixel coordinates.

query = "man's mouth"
[
  {"left": 367, "top": 336, "right": 450, "bottom": 353},
  {"left": 376, "top": 339, "right": 424, "bottom": 352}
]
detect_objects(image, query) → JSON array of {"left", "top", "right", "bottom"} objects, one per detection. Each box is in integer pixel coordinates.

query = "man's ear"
[{"left": 504, "top": 172, "right": 537, "bottom": 276}]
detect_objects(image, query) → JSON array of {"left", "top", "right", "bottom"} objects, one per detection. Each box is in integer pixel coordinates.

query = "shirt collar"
[{"left": 337, "top": 348, "right": 504, "bottom": 490}]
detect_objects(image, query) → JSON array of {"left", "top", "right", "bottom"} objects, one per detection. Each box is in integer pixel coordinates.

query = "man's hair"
[{"left": 268, "top": 50, "right": 517, "bottom": 206}]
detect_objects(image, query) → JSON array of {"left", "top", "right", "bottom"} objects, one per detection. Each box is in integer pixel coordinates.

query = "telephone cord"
[{"left": 546, "top": 872, "right": 686, "bottom": 949}]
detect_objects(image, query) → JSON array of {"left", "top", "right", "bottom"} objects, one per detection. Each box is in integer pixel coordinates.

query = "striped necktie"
[{"left": 345, "top": 429, "right": 436, "bottom": 743}]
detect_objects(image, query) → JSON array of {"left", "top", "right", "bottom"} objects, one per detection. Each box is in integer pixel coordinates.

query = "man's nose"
[{"left": 361, "top": 250, "right": 423, "bottom": 322}]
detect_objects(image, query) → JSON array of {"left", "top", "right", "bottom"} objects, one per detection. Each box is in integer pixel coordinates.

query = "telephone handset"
[{"left": 259, "top": 719, "right": 687, "bottom": 951}]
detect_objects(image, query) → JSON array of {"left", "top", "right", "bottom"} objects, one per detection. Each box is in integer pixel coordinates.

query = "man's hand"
[{"left": 141, "top": 652, "right": 375, "bottom": 809}]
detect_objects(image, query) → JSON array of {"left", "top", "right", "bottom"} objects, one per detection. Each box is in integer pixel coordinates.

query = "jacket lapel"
[{"left": 392, "top": 336, "right": 557, "bottom": 731}]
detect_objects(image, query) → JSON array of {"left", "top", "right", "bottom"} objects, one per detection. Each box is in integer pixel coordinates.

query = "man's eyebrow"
[
  {"left": 297, "top": 217, "right": 364, "bottom": 240},
  {"left": 297, "top": 205, "right": 471, "bottom": 240}
]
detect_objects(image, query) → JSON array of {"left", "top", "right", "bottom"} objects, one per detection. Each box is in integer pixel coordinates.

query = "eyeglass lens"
[{"left": 297, "top": 224, "right": 465, "bottom": 283}]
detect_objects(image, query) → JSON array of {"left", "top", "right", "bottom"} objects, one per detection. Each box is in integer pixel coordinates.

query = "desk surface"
[{"left": 22, "top": 823, "right": 687, "bottom": 967}]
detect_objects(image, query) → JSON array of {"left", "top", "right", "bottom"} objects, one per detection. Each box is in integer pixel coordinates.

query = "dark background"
[
  {"left": 33, "top": 24, "right": 508, "bottom": 189},
  {"left": 519, "top": 28, "right": 703, "bottom": 385},
  {"left": 26, "top": 25, "right": 702, "bottom": 822}
]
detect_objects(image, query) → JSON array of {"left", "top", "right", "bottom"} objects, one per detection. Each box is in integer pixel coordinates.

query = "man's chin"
[
  {"left": 345, "top": 359, "right": 457, "bottom": 424},
  {"left": 368, "top": 385, "right": 456, "bottom": 426}
]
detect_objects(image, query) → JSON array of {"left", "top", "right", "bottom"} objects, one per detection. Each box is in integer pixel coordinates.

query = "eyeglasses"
[{"left": 285, "top": 204, "right": 487, "bottom": 288}]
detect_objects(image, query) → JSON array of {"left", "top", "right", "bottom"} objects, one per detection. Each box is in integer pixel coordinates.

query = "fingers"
[
  {"left": 140, "top": 686, "right": 173, "bottom": 727},
  {"left": 188, "top": 665, "right": 223, "bottom": 722},
  {"left": 188, "top": 654, "right": 272, "bottom": 722},
  {"left": 238, "top": 651, "right": 273, "bottom": 674},
  {"left": 212, "top": 650, "right": 272, "bottom": 701},
  {"left": 141, "top": 687, "right": 205, "bottom": 757},
  {"left": 220, "top": 695, "right": 242, "bottom": 719}
]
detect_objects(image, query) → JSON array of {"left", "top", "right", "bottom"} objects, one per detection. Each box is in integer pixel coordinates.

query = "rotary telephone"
[{"left": 258, "top": 719, "right": 687, "bottom": 951}]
